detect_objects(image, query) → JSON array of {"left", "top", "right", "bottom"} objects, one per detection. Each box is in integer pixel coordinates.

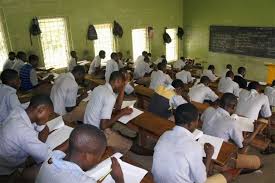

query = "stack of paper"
[
  {"left": 47, "top": 116, "right": 65, "bottom": 132},
  {"left": 46, "top": 125, "right": 73, "bottom": 150},
  {"left": 231, "top": 114, "right": 254, "bottom": 132},
  {"left": 198, "top": 134, "right": 224, "bottom": 160},
  {"left": 118, "top": 108, "right": 143, "bottom": 124},
  {"left": 122, "top": 100, "right": 136, "bottom": 108}
]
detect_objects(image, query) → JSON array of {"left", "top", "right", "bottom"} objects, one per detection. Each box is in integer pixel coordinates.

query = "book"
[
  {"left": 46, "top": 116, "right": 65, "bottom": 132},
  {"left": 46, "top": 125, "right": 73, "bottom": 150},
  {"left": 118, "top": 107, "right": 143, "bottom": 124}
]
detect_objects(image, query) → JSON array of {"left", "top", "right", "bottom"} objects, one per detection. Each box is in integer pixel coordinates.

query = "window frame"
[
  {"left": 131, "top": 28, "right": 150, "bottom": 61},
  {"left": 165, "top": 28, "right": 179, "bottom": 63}
]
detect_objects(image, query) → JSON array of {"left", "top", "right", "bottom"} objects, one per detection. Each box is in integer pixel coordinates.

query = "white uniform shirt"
[
  {"left": 68, "top": 57, "right": 77, "bottom": 72},
  {"left": 152, "top": 126, "right": 207, "bottom": 183},
  {"left": 202, "top": 70, "right": 218, "bottom": 82},
  {"left": 84, "top": 83, "right": 117, "bottom": 129},
  {"left": 222, "top": 68, "right": 230, "bottom": 78},
  {"left": 0, "top": 84, "right": 21, "bottom": 124},
  {"left": 173, "top": 59, "right": 185, "bottom": 70},
  {"left": 105, "top": 59, "right": 119, "bottom": 83},
  {"left": 149, "top": 70, "right": 172, "bottom": 90},
  {"left": 264, "top": 86, "right": 275, "bottom": 106},
  {"left": 154, "top": 58, "right": 164, "bottom": 65},
  {"left": 188, "top": 83, "right": 218, "bottom": 103},
  {"left": 88, "top": 55, "right": 101, "bottom": 74},
  {"left": 176, "top": 70, "right": 193, "bottom": 84},
  {"left": 202, "top": 107, "right": 244, "bottom": 148},
  {"left": 218, "top": 77, "right": 240, "bottom": 96},
  {"left": 36, "top": 150, "right": 96, "bottom": 183},
  {"left": 236, "top": 89, "right": 271, "bottom": 121},
  {"left": 0, "top": 107, "right": 50, "bottom": 175},
  {"left": 50, "top": 73, "right": 78, "bottom": 115},
  {"left": 134, "top": 60, "right": 152, "bottom": 79},
  {"left": 135, "top": 55, "right": 144, "bottom": 65},
  {"left": 12, "top": 59, "right": 25, "bottom": 73},
  {"left": 3, "top": 59, "right": 16, "bottom": 70}
]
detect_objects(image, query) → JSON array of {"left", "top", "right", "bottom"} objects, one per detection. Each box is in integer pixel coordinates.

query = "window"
[
  {"left": 0, "top": 18, "right": 8, "bottom": 71},
  {"left": 166, "top": 28, "right": 178, "bottom": 62},
  {"left": 39, "top": 17, "right": 70, "bottom": 69},
  {"left": 94, "top": 24, "right": 115, "bottom": 66},
  {"left": 132, "top": 28, "right": 149, "bottom": 61}
]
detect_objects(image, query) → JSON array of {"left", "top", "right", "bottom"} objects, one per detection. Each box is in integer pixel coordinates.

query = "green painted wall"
[
  {"left": 183, "top": 0, "right": 275, "bottom": 82},
  {"left": 0, "top": 0, "right": 183, "bottom": 66}
]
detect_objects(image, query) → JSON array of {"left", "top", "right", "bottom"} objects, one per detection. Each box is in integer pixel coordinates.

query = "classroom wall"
[
  {"left": 182, "top": 0, "right": 275, "bottom": 82},
  {"left": 0, "top": 0, "right": 183, "bottom": 66}
]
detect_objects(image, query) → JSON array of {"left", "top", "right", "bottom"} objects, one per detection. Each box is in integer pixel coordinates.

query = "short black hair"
[
  {"left": 226, "top": 64, "right": 232, "bottom": 69},
  {"left": 175, "top": 103, "right": 199, "bottom": 126},
  {"left": 200, "top": 76, "right": 210, "bottom": 84},
  {"left": 99, "top": 50, "right": 105, "bottom": 55},
  {"left": 248, "top": 81, "right": 260, "bottom": 91},
  {"left": 0, "top": 69, "right": 19, "bottom": 84},
  {"left": 110, "top": 52, "right": 117, "bottom": 59},
  {"left": 109, "top": 71, "right": 123, "bottom": 82},
  {"left": 172, "top": 79, "right": 184, "bottom": 89},
  {"left": 147, "top": 53, "right": 152, "bottom": 57},
  {"left": 157, "top": 62, "right": 166, "bottom": 70},
  {"left": 161, "top": 55, "right": 166, "bottom": 58},
  {"left": 8, "top": 52, "right": 16, "bottom": 56},
  {"left": 238, "top": 67, "right": 246, "bottom": 74},
  {"left": 29, "top": 94, "right": 53, "bottom": 108},
  {"left": 17, "top": 51, "right": 26, "bottom": 59},
  {"left": 226, "top": 71, "right": 234, "bottom": 78},
  {"left": 208, "top": 65, "right": 215, "bottom": 70},
  {"left": 144, "top": 56, "right": 150, "bottom": 62},
  {"left": 142, "top": 51, "right": 148, "bottom": 56},
  {"left": 180, "top": 56, "right": 185, "bottom": 60},
  {"left": 29, "top": 54, "right": 39, "bottom": 62},
  {"left": 72, "top": 65, "right": 85, "bottom": 75},
  {"left": 220, "top": 93, "right": 238, "bottom": 108}
]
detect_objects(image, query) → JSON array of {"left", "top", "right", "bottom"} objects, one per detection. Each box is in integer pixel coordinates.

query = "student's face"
[
  {"left": 100, "top": 53, "right": 106, "bottom": 59},
  {"left": 31, "top": 60, "right": 39, "bottom": 68},
  {"left": 189, "top": 119, "right": 199, "bottom": 133},
  {"left": 12, "top": 76, "right": 21, "bottom": 90},
  {"left": 35, "top": 105, "right": 54, "bottom": 126},
  {"left": 71, "top": 52, "right": 77, "bottom": 58},
  {"left": 82, "top": 146, "right": 106, "bottom": 171},
  {"left": 227, "top": 102, "right": 237, "bottom": 115},
  {"left": 113, "top": 79, "right": 123, "bottom": 93},
  {"left": 9, "top": 54, "right": 16, "bottom": 61},
  {"left": 75, "top": 73, "right": 85, "bottom": 85}
]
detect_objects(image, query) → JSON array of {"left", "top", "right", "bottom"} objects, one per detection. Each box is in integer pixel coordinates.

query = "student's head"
[
  {"left": 0, "top": 69, "right": 21, "bottom": 90},
  {"left": 172, "top": 79, "right": 185, "bottom": 95},
  {"left": 248, "top": 81, "right": 260, "bottom": 92},
  {"left": 157, "top": 62, "right": 166, "bottom": 72},
  {"left": 226, "top": 64, "right": 232, "bottom": 71},
  {"left": 160, "top": 55, "right": 166, "bottom": 59},
  {"left": 200, "top": 76, "right": 210, "bottom": 86},
  {"left": 147, "top": 53, "right": 152, "bottom": 57},
  {"left": 8, "top": 52, "right": 16, "bottom": 61},
  {"left": 208, "top": 65, "right": 215, "bottom": 72},
  {"left": 180, "top": 57, "right": 185, "bottom": 62},
  {"left": 175, "top": 103, "right": 199, "bottom": 132},
  {"left": 99, "top": 50, "right": 106, "bottom": 59},
  {"left": 119, "top": 68, "right": 131, "bottom": 81},
  {"left": 237, "top": 67, "right": 246, "bottom": 77},
  {"left": 161, "top": 59, "right": 167, "bottom": 65},
  {"left": 109, "top": 71, "right": 124, "bottom": 93},
  {"left": 226, "top": 71, "right": 234, "bottom": 79},
  {"left": 27, "top": 95, "right": 54, "bottom": 125},
  {"left": 68, "top": 124, "right": 107, "bottom": 171},
  {"left": 142, "top": 51, "right": 148, "bottom": 57},
  {"left": 144, "top": 56, "right": 150, "bottom": 63},
  {"left": 17, "top": 51, "right": 27, "bottom": 62},
  {"left": 28, "top": 54, "right": 39, "bottom": 68},
  {"left": 72, "top": 65, "right": 86, "bottom": 84},
  {"left": 220, "top": 93, "right": 238, "bottom": 115},
  {"left": 117, "top": 52, "right": 123, "bottom": 60},
  {"left": 70, "top": 51, "right": 77, "bottom": 58},
  {"left": 183, "top": 65, "right": 191, "bottom": 71},
  {"left": 111, "top": 52, "right": 118, "bottom": 61}
]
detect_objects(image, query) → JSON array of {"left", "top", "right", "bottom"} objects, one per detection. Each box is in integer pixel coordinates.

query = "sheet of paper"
[
  {"left": 47, "top": 116, "right": 65, "bottom": 132},
  {"left": 118, "top": 108, "right": 143, "bottom": 124},
  {"left": 78, "top": 60, "right": 91, "bottom": 65},
  {"left": 231, "top": 114, "right": 254, "bottom": 132},
  {"left": 46, "top": 126, "right": 73, "bottom": 150},
  {"left": 193, "top": 129, "right": 204, "bottom": 140},
  {"left": 198, "top": 134, "right": 223, "bottom": 160},
  {"left": 86, "top": 153, "right": 123, "bottom": 180},
  {"left": 21, "top": 102, "right": 30, "bottom": 109},
  {"left": 102, "top": 160, "right": 148, "bottom": 183},
  {"left": 122, "top": 100, "right": 136, "bottom": 108}
]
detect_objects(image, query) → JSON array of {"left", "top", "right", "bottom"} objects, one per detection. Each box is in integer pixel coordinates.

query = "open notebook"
[
  {"left": 231, "top": 114, "right": 254, "bottom": 132},
  {"left": 46, "top": 116, "right": 65, "bottom": 132},
  {"left": 46, "top": 125, "right": 73, "bottom": 150},
  {"left": 118, "top": 107, "right": 143, "bottom": 124}
]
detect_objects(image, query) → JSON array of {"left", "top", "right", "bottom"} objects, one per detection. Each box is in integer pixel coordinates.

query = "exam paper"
[
  {"left": 46, "top": 125, "right": 73, "bottom": 150},
  {"left": 193, "top": 129, "right": 204, "bottom": 140},
  {"left": 231, "top": 114, "right": 254, "bottom": 132},
  {"left": 118, "top": 108, "right": 143, "bottom": 124},
  {"left": 47, "top": 116, "right": 65, "bottom": 132},
  {"left": 122, "top": 100, "right": 136, "bottom": 108},
  {"left": 198, "top": 134, "right": 223, "bottom": 160}
]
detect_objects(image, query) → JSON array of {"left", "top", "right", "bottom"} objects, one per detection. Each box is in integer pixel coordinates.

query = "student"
[
  {"left": 175, "top": 65, "right": 193, "bottom": 84},
  {"left": 3, "top": 52, "right": 16, "bottom": 70},
  {"left": 84, "top": 71, "right": 133, "bottom": 153},
  {"left": 149, "top": 62, "right": 172, "bottom": 90},
  {"left": 152, "top": 103, "right": 229, "bottom": 183},
  {"left": 133, "top": 56, "right": 153, "bottom": 80},
  {"left": 264, "top": 80, "right": 275, "bottom": 107},
  {"left": 117, "top": 52, "right": 125, "bottom": 69},
  {"left": 154, "top": 55, "right": 166, "bottom": 65},
  {"left": 13, "top": 51, "right": 27, "bottom": 73},
  {"left": 0, "top": 95, "right": 54, "bottom": 177},
  {"left": 218, "top": 71, "right": 240, "bottom": 96},
  {"left": 135, "top": 51, "right": 148, "bottom": 65},
  {"left": 202, "top": 93, "right": 262, "bottom": 170},
  {"left": 173, "top": 56, "right": 186, "bottom": 70},
  {"left": 236, "top": 81, "right": 271, "bottom": 121},
  {"left": 119, "top": 68, "right": 134, "bottom": 95},
  {"left": 147, "top": 52, "right": 152, "bottom": 62},
  {"left": 0, "top": 69, "right": 21, "bottom": 125},
  {"left": 105, "top": 52, "right": 119, "bottom": 83},
  {"left": 202, "top": 65, "right": 218, "bottom": 82},
  {"left": 188, "top": 76, "right": 218, "bottom": 103},
  {"left": 50, "top": 65, "right": 87, "bottom": 116},
  {"left": 68, "top": 51, "right": 78, "bottom": 72},
  {"left": 36, "top": 124, "right": 124, "bottom": 183},
  {"left": 222, "top": 64, "right": 232, "bottom": 78},
  {"left": 234, "top": 67, "right": 247, "bottom": 89},
  {"left": 88, "top": 50, "right": 106, "bottom": 75},
  {"left": 148, "top": 79, "right": 187, "bottom": 119}
]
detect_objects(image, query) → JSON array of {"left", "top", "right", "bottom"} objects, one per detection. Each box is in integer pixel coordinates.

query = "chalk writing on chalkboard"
[{"left": 209, "top": 26, "right": 275, "bottom": 58}]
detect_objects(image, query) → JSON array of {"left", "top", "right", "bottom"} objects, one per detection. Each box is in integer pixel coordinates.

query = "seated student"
[
  {"left": 50, "top": 65, "right": 87, "bottom": 119},
  {"left": 88, "top": 50, "right": 106, "bottom": 75},
  {"left": 218, "top": 71, "right": 240, "bottom": 97},
  {"left": 0, "top": 69, "right": 21, "bottom": 125},
  {"left": 135, "top": 51, "right": 148, "bottom": 65},
  {"left": 149, "top": 62, "right": 172, "bottom": 90},
  {"left": 13, "top": 51, "right": 27, "bottom": 73},
  {"left": 234, "top": 67, "right": 247, "bottom": 89},
  {"left": 152, "top": 103, "right": 229, "bottom": 183},
  {"left": 67, "top": 51, "right": 78, "bottom": 72},
  {"left": 188, "top": 76, "right": 218, "bottom": 103},
  {"left": 0, "top": 95, "right": 54, "bottom": 178},
  {"left": 149, "top": 79, "right": 187, "bottom": 119},
  {"left": 133, "top": 56, "right": 153, "bottom": 80},
  {"left": 154, "top": 55, "right": 166, "bottom": 65},
  {"left": 173, "top": 56, "right": 186, "bottom": 71},
  {"left": 105, "top": 52, "right": 120, "bottom": 83},
  {"left": 222, "top": 64, "right": 232, "bottom": 78},
  {"left": 36, "top": 124, "right": 124, "bottom": 183},
  {"left": 202, "top": 65, "right": 218, "bottom": 82},
  {"left": 117, "top": 52, "right": 125, "bottom": 69},
  {"left": 264, "top": 80, "right": 275, "bottom": 108},
  {"left": 236, "top": 81, "right": 271, "bottom": 121},
  {"left": 202, "top": 93, "right": 262, "bottom": 170},
  {"left": 119, "top": 68, "right": 134, "bottom": 95},
  {"left": 147, "top": 52, "right": 152, "bottom": 62},
  {"left": 175, "top": 65, "right": 193, "bottom": 84},
  {"left": 3, "top": 52, "right": 16, "bottom": 70}
]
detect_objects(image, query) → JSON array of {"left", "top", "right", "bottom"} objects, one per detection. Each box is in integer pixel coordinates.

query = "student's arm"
[
  {"left": 260, "top": 96, "right": 272, "bottom": 118},
  {"left": 65, "top": 87, "right": 79, "bottom": 113},
  {"left": 9, "top": 93, "right": 21, "bottom": 109},
  {"left": 230, "top": 125, "right": 244, "bottom": 149},
  {"left": 38, "top": 126, "right": 50, "bottom": 143},
  {"left": 110, "top": 157, "right": 125, "bottom": 183},
  {"left": 207, "top": 88, "right": 219, "bottom": 102},
  {"left": 114, "top": 85, "right": 126, "bottom": 111},
  {"left": 203, "top": 143, "right": 214, "bottom": 175}
]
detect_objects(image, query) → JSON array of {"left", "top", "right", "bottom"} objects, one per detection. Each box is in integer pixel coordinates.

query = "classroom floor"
[{"left": 128, "top": 143, "right": 275, "bottom": 183}]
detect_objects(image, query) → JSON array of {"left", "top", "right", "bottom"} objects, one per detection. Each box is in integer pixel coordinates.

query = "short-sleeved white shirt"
[
  {"left": 188, "top": 83, "right": 218, "bottom": 103},
  {"left": 218, "top": 77, "right": 240, "bottom": 96},
  {"left": 264, "top": 86, "right": 275, "bottom": 107},
  {"left": 12, "top": 59, "right": 25, "bottom": 73},
  {"left": 105, "top": 59, "right": 119, "bottom": 83},
  {"left": 149, "top": 70, "right": 172, "bottom": 90},
  {"left": 68, "top": 57, "right": 77, "bottom": 72},
  {"left": 134, "top": 60, "right": 152, "bottom": 79},
  {"left": 173, "top": 59, "right": 186, "bottom": 70},
  {"left": 202, "top": 70, "right": 218, "bottom": 82},
  {"left": 84, "top": 83, "right": 117, "bottom": 129},
  {"left": 176, "top": 70, "right": 193, "bottom": 84},
  {"left": 88, "top": 55, "right": 101, "bottom": 74},
  {"left": 50, "top": 73, "right": 78, "bottom": 115}
]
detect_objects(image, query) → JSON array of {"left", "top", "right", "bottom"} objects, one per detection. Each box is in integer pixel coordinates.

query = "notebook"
[
  {"left": 118, "top": 107, "right": 143, "bottom": 124},
  {"left": 46, "top": 125, "right": 73, "bottom": 150},
  {"left": 198, "top": 134, "right": 224, "bottom": 160},
  {"left": 46, "top": 116, "right": 65, "bottom": 132}
]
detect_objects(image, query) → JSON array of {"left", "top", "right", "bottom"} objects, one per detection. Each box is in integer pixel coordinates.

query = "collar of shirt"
[
  {"left": 174, "top": 125, "right": 196, "bottom": 140},
  {"left": 236, "top": 74, "right": 243, "bottom": 78},
  {"left": 225, "top": 77, "right": 233, "bottom": 81},
  {"left": 249, "top": 89, "right": 258, "bottom": 95},
  {"left": 1, "top": 84, "right": 16, "bottom": 93},
  {"left": 18, "top": 107, "right": 35, "bottom": 130},
  {"left": 216, "top": 107, "right": 230, "bottom": 117}
]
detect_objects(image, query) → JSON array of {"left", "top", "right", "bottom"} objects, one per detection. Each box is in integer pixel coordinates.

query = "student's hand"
[
  {"left": 204, "top": 143, "right": 214, "bottom": 158},
  {"left": 110, "top": 157, "right": 124, "bottom": 183},
  {"left": 38, "top": 125, "right": 50, "bottom": 143},
  {"left": 121, "top": 107, "right": 133, "bottom": 115}
]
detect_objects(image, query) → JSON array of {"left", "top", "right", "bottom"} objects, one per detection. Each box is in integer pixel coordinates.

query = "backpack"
[
  {"left": 113, "top": 21, "right": 123, "bottom": 38},
  {"left": 177, "top": 27, "right": 184, "bottom": 40},
  {"left": 163, "top": 28, "right": 172, "bottom": 43},
  {"left": 87, "top": 25, "right": 98, "bottom": 41},
  {"left": 29, "top": 17, "right": 41, "bottom": 45}
]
